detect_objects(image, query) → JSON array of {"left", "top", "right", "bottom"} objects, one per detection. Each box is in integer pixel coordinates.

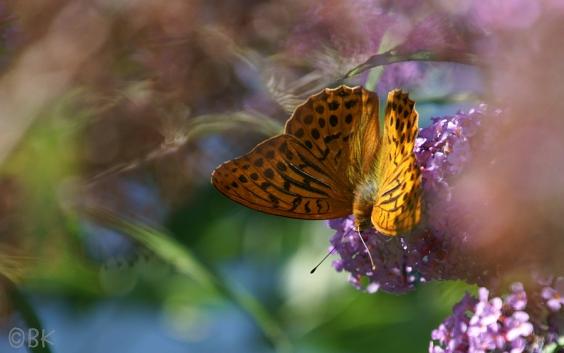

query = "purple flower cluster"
[
  {"left": 541, "top": 277, "right": 564, "bottom": 345},
  {"left": 330, "top": 105, "right": 501, "bottom": 293},
  {"left": 430, "top": 283, "right": 535, "bottom": 353},
  {"left": 329, "top": 217, "right": 419, "bottom": 293},
  {"left": 328, "top": 104, "right": 564, "bottom": 351},
  {"left": 430, "top": 281, "right": 564, "bottom": 353}
]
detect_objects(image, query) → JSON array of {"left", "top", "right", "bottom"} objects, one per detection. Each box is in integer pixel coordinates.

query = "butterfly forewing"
[
  {"left": 285, "top": 86, "right": 380, "bottom": 188},
  {"left": 371, "top": 90, "right": 422, "bottom": 235},
  {"left": 212, "top": 134, "right": 352, "bottom": 219}
]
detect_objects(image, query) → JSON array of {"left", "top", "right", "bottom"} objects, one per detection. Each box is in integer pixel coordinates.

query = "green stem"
[
  {"left": 342, "top": 49, "right": 480, "bottom": 80},
  {"left": 185, "top": 111, "right": 283, "bottom": 139}
]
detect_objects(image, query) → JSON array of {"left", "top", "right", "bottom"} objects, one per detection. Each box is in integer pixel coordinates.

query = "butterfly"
[{"left": 211, "top": 85, "right": 422, "bottom": 236}]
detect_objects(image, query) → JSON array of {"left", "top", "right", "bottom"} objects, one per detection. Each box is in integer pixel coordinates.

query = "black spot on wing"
[
  {"left": 345, "top": 100, "right": 357, "bottom": 109},
  {"left": 268, "top": 194, "right": 279, "bottom": 207},
  {"left": 289, "top": 197, "right": 302, "bottom": 211},
  {"left": 264, "top": 168, "right": 274, "bottom": 178},
  {"left": 328, "top": 101, "right": 340, "bottom": 111},
  {"left": 329, "top": 115, "right": 338, "bottom": 126},
  {"left": 311, "top": 128, "right": 320, "bottom": 140},
  {"left": 324, "top": 132, "right": 342, "bottom": 144}
]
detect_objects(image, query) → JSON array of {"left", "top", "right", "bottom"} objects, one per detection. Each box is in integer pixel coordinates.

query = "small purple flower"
[
  {"left": 542, "top": 277, "right": 564, "bottom": 312},
  {"left": 430, "top": 293, "right": 477, "bottom": 353},
  {"left": 507, "top": 283, "right": 528, "bottom": 311}
]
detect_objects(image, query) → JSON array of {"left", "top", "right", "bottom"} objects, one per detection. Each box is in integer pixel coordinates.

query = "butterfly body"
[{"left": 212, "top": 86, "right": 422, "bottom": 236}]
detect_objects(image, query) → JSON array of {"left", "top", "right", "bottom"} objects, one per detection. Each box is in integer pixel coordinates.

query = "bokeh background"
[{"left": 0, "top": 1, "right": 562, "bottom": 352}]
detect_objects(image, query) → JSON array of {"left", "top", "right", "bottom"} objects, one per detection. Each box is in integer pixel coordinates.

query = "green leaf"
[{"left": 82, "top": 206, "right": 292, "bottom": 353}]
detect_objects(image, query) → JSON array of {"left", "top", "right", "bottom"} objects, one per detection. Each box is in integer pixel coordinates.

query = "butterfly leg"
[
  {"left": 354, "top": 219, "right": 376, "bottom": 271},
  {"left": 353, "top": 225, "right": 376, "bottom": 271}
]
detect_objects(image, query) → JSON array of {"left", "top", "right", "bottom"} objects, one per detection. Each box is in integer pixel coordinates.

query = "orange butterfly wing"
[
  {"left": 371, "top": 90, "right": 422, "bottom": 235},
  {"left": 211, "top": 85, "right": 381, "bottom": 220},
  {"left": 212, "top": 135, "right": 350, "bottom": 219}
]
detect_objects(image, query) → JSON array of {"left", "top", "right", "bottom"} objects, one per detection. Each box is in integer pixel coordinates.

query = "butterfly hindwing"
[
  {"left": 211, "top": 134, "right": 352, "bottom": 219},
  {"left": 371, "top": 89, "right": 422, "bottom": 236}
]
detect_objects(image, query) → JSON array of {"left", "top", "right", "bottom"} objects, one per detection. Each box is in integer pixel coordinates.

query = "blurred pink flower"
[
  {"left": 286, "top": 0, "right": 392, "bottom": 58},
  {"left": 468, "top": 0, "right": 541, "bottom": 31},
  {"left": 542, "top": 277, "right": 564, "bottom": 312}
]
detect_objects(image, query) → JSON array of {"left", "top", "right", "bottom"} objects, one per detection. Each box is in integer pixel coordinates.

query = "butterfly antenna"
[
  {"left": 310, "top": 247, "right": 336, "bottom": 274},
  {"left": 356, "top": 228, "right": 376, "bottom": 271}
]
